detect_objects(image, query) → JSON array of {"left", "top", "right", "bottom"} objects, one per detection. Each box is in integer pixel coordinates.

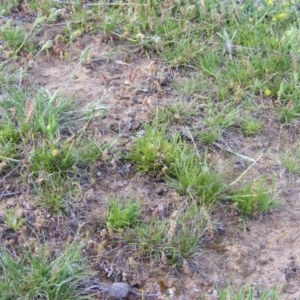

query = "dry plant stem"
[
  {"left": 213, "top": 141, "right": 256, "bottom": 162},
  {"left": 0, "top": 191, "right": 21, "bottom": 200},
  {"left": 184, "top": 126, "right": 201, "bottom": 159},
  {"left": 0, "top": 156, "right": 20, "bottom": 162},
  {"left": 0, "top": 165, "right": 20, "bottom": 183},
  {"left": 63, "top": 45, "right": 93, "bottom": 93},
  {"left": 229, "top": 144, "right": 271, "bottom": 187},
  {"left": 183, "top": 127, "right": 255, "bottom": 163}
]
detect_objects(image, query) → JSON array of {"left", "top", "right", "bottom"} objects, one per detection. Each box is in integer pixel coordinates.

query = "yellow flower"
[
  {"left": 51, "top": 149, "right": 59, "bottom": 157},
  {"left": 267, "top": 0, "right": 273, "bottom": 6},
  {"left": 277, "top": 12, "right": 289, "bottom": 22},
  {"left": 264, "top": 89, "right": 271, "bottom": 96}
]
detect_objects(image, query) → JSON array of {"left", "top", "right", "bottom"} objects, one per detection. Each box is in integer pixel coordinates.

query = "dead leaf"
[
  {"left": 8, "top": 107, "right": 17, "bottom": 118},
  {"left": 25, "top": 99, "right": 34, "bottom": 124},
  {"left": 182, "top": 259, "right": 192, "bottom": 276},
  {"left": 0, "top": 161, "right": 8, "bottom": 173}
]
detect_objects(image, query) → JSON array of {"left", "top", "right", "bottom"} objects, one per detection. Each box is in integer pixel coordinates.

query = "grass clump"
[
  {"left": 0, "top": 122, "right": 21, "bottom": 162},
  {"left": 126, "top": 204, "right": 211, "bottom": 266},
  {"left": 197, "top": 101, "right": 239, "bottom": 144},
  {"left": 33, "top": 176, "right": 81, "bottom": 213},
  {"left": 277, "top": 101, "right": 300, "bottom": 124},
  {"left": 0, "top": 25, "right": 28, "bottom": 52},
  {"left": 0, "top": 0, "right": 294, "bottom": 291},
  {"left": 4, "top": 207, "right": 26, "bottom": 231},
  {"left": 128, "top": 218, "right": 169, "bottom": 262},
  {"left": 129, "top": 123, "right": 277, "bottom": 215},
  {"left": 127, "top": 125, "right": 172, "bottom": 174},
  {"left": 155, "top": 102, "right": 195, "bottom": 125},
  {"left": 29, "top": 141, "right": 75, "bottom": 175},
  {"left": 128, "top": 125, "right": 223, "bottom": 204},
  {"left": 0, "top": 242, "right": 92, "bottom": 300},
  {"left": 0, "top": 10, "right": 59, "bottom": 55},
  {"left": 0, "top": 86, "right": 106, "bottom": 212},
  {"left": 282, "top": 145, "right": 300, "bottom": 175},
  {"left": 166, "top": 147, "right": 224, "bottom": 204},
  {"left": 229, "top": 178, "right": 277, "bottom": 216},
  {"left": 106, "top": 197, "right": 142, "bottom": 230},
  {"left": 242, "top": 118, "right": 263, "bottom": 136},
  {"left": 219, "top": 284, "right": 279, "bottom": 300},
  {"left": 166, "top": 206, "right": 211, "bottom": 264},
  {"left": 173, "top": 73, "right": 208, "bottom": 97},
  {"left": 0, "top": 1, "right": 21, "bottom": 15}
]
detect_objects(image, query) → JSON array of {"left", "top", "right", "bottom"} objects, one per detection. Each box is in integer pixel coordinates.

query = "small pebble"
[
  {"left": 283, "top": 283, "right": 297, "bottom": 294},
  {"left": 258, "top": 259, "right": 268, "bottom": 265},
  {"left": 109, "top": 282, "right": 131, "bottom": 299},
  {"left": 156, "top": 188, "right": 166, "bottom": 196},
  {"left": 290, "top": 214, "right": 299, "bottom": 221}
]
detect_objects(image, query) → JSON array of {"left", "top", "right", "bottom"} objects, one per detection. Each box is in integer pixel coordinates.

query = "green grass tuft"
[
  {"left": 229, "top": 178, "right": 277, "bottom": 216},
  {"left": 128, "top": 124, "right": 223, "bottom": 204},
  {"left": 0, "top": 242, "right": 93, "bottom": 300},
  {"left": 106, "top": 197, "right": 142, "bottom": 230},
  {"left": 0, "top": 86, "right": 106, "bottom": 212},
  {"left": 219, "top": 284, "right": 279, "bottom": 300}
]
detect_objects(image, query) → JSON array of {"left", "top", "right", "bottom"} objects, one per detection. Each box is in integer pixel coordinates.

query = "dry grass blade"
[
  {"left": 24, "top": 99, "right": 34, "bottom": 124},
  {"left": 229, "top": 142, "right": 272, "bottom": 187}
]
